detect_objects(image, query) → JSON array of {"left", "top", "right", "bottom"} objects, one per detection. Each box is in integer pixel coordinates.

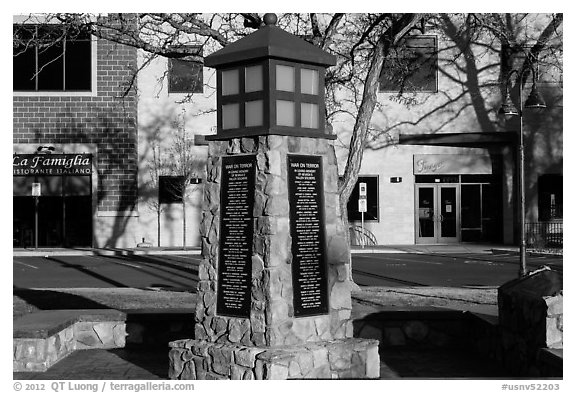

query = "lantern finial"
[{"left": 263, "top": 13, "right": 277, "bottom": 26}]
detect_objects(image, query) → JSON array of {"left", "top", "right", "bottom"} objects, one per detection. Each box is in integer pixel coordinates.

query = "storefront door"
[
  {"left": 13, "top": 175, "right": 93, "bottom": 248},
  {"left": 416, "top": 184, "right": 459, "bottom": 244}
]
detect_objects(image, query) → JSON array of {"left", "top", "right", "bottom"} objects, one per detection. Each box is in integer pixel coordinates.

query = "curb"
[{"left": 13, "top": 248, "right": 202, "bottom": 257}]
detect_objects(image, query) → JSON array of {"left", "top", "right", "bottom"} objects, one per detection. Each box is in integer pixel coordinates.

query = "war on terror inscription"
[
  {"left": 216, "top": 155, "right": 256, "bottom": 318},
  {"left": 287, "top": 155, "right": 329, "bottom": 317}
]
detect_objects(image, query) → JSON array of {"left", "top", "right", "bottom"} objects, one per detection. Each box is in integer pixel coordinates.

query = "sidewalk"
[{"left": 13, "top": 243, "right": 517, "bottom": 257}]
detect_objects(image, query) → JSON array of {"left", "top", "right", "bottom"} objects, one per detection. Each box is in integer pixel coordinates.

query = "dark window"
[
  {"left": 379, "top": 35, "right": 438, "bottom": 93},
  {"left": 13, "top": 25, "right": 92, "bottom": 92},
  {"left": 347, "top": 176, "right": 379, "bottom": 222},
  {"left": 168, "top": 47, "right": 203, "bottom": 94},
  {"left": 538, "top": 174, "right": 562, "bottom": 220},
  {"left": 159, "top": 176, "right": 185, "bottom": 204}
]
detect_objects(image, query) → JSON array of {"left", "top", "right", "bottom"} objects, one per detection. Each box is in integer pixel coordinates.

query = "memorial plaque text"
[
  {"left": 287, "top": 155, "right": 328, "bottom": 317},
  {"left": 216, "top": 155, "right": 256, "bottom": 318}
]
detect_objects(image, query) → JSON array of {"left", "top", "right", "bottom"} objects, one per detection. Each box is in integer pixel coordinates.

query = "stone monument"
[{"left": 169, "top": 14, "right": 379, "bottom": 380}]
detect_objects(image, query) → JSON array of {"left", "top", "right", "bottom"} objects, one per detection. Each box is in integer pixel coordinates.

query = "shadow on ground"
[{"left": 13, "top": 287, "right": 109, "bottom": 319}]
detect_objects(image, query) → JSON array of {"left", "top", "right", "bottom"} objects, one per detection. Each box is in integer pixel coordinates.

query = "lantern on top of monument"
[{"left": 204, "top": 13, "right": 337, "bottom": 140}]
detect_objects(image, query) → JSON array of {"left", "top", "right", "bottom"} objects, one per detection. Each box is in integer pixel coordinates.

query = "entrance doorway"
[
  {"left": 13, "top": 175, "right": 93, "bottom": 248},
  {"left": 416, "top": 184, "right": 459, "bottom": 244},
  {"left": 415, "top": 175, "right": 501, "bottom": 244}
]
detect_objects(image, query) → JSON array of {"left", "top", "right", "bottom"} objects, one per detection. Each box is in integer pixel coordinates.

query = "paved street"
[
  {"left": 351, "top": 251, "right": 562, "bottom": 287},
  {"left": 13, "top": 250, "right": 562, "bottom": 290}
]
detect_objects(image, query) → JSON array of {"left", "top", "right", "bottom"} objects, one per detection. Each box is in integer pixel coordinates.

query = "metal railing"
[
  {"left": 349, "top": 225, "right": 378, "bottom": 247},
  {"left": 525, "top": 221, "right": 563, "bottom": 249}
]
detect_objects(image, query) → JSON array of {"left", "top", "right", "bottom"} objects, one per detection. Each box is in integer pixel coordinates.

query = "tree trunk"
[
  {"left": 339, "top": 37, "right": 387, "bottom": 285},
  {"left": 338, "top": 14, "right": 424, "bottom": 284}
]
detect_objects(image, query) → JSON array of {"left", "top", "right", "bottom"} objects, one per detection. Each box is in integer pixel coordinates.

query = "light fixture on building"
[{"left": 499, "top": 67, "right": 547, "bottom": 277}]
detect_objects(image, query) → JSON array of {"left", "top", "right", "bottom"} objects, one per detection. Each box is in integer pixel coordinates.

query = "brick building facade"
[{"left": 13, "top": 17, "right": 139, "bottom": 248}]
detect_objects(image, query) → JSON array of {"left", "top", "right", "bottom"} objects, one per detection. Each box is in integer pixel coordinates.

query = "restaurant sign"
[
  {"left": 413, "top": 154, "right": 492, "bottom": 175},
  {"left": 13, "top": 153, "right": 93, "bottom": 176}
]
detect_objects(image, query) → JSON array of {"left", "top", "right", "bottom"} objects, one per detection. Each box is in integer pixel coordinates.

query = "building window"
[
  {"left": 159, "top": 176, "right": 185, "bottom": 204},
  {"left": 346, "top": 176, "right": 379, "bottom": 222},
  {"left": 168, "top": 47, "right": 203, "bottom": 94},
  {"left": 13, "top": 24, "right": 92, "bottom": 92},
  {"left": 538, "top": 174, "right": 562, "bottom": 220},
  {"left": 379, "top": 35, "right": 438, "bottom": 93}
]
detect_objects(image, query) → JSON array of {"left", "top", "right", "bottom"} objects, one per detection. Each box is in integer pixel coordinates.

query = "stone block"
[
  {"left": 264, "top": 194, "right": 290, "bottom": 217},
  {"left": 168, "top": 349, "right": 185, "bottom": 379},
  {"left": 365, "top": 344, "right": 380, "bottom": 378},
  {"left": 250, "top": 312, "right": 266, "bottom": 333},
  {"left": 226, "top": 139, "right": 241, "bottom": 154},
  {"left": 203, "top": 291, "right": 217, "bottom": 309},
  {"left": 314, "top": 316, "right": 331, "bottom": 338},
  {"left": 288, "top": 361, "right": 302, "bottom": 378},
  {"left": 265, "top": 150, "right": 283, "bottom": 176},
  {"left": 266, "top": 363, "right": 289, "bottom": 380},
  {"left": 311, "top": 346, "right": 329, "bottom": 368},
  {"left": 264, "top": 174, "right": 286, "bottom": 196},
  {"left": 209, "top": 346, "right": 233, "bottom": 376},
  {"left": 305, "top": 364, "right": 331, "bottom": 379},
  {"left": 330, "top": 280, "right": 352, "bottom": 310},
  {"left": 241, "top": 137, "right": 258, "bottom": 153},
  {"left": 546, "top": 317, "right": 563, "bottom": 349},
  {"left": 230, "top": 364, "right": 246, "bottom": 380},
  {"left": 228, "top": 319, "right": 249, "bottom": 344},
  {"left": 291, "top": 318, "right": 313, "bottom": 341},
  {"left": 75, "top": 329, "right": 100, "bottom": 348},
  {"left": 113, "top": 324, "right": 126, "bottom": 347},
  {"left": 234, "top": 347, "right": 263, "bottom": 368},
  {"left": 545, "top": 294, "right": 563, "bottom": 316}
]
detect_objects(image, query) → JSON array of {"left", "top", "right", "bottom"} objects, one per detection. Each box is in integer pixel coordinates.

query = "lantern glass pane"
[
  {"left": 276, "top": 65, "right": 295, "bottom": 92},
  {"left": 301, "top": 103, "right": 319, "bottom": 128},
  {"left": 222, "top": 103, "right": 240, "bottom": 129},
  {"left": 301, "top": 68, "right": 319, "bottom": 95},
  {"left": 245, "top": 100, "right": 263, "bottom": 127},
  {"left": 221, "top": 69, "right": 239, "bottom": 96},
  {"left": 245, "top": 65, "right": 263, "bottom": 93},
  {"left": 276, "top": 100, "right": 295, "bottom": 127}
]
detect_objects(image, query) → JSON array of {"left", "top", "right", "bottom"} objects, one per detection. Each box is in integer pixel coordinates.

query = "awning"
[{"left": 398, "top": 132, "right": 517, "bottom": 148}]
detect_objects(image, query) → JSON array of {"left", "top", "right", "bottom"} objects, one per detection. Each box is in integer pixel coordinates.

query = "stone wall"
[
  {"left": 498, "top": 268, "right": 563, "bottom": 377},
  {"left": 169, "top": 338, "right": 379, "bottom": 380},
  {"left": 195, "top": 135, "right": 352, "bottom": 347},
  {"left": 14, "top": 316, "right": 126, "bottom": 372}
]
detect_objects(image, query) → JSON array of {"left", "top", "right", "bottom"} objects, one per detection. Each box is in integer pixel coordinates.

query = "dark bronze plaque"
[
  {"left": 216, "top": 155, "right": 256, "bottom": 318},
  {"left": 287, "top": 155, "right": 329, "bottom": 317}
]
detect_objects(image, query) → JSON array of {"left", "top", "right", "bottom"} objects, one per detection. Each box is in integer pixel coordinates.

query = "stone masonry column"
[
  {"left": 169, "top": 135, "right": 379, "bottom": 379},
  {"left": 168, "top": 14, "right": 378, "bottom": 379}
]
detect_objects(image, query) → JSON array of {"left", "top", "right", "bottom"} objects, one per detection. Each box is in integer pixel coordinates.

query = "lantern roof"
[{"left": 205, "top": 22, "right": 336, "bottom": 68}]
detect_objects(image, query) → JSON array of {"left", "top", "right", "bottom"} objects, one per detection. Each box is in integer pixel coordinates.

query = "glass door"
[
  {"left": 438, "top": 185, "right": 459, "bottom": 243},
  {"left": 416, "top": 184, "right": 459, "bottom": 244}
]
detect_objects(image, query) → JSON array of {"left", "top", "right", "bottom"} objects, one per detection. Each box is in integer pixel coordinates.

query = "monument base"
[{"left": 169, "top": 337, "right": 380, "bottom": 380}]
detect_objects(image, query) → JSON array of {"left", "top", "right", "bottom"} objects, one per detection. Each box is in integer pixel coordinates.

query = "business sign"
[
  {"left": 358, "top": 197, "right": 367, "bottom": 213},
  {"left": 13, "top": 154, "right": 93, "bottom": 176},
  {"left": 413, "top": 154, "right": 492, "bottom": 175},
  {"left": 359, "top": 182, "right": 367, "bottom": 197}
]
